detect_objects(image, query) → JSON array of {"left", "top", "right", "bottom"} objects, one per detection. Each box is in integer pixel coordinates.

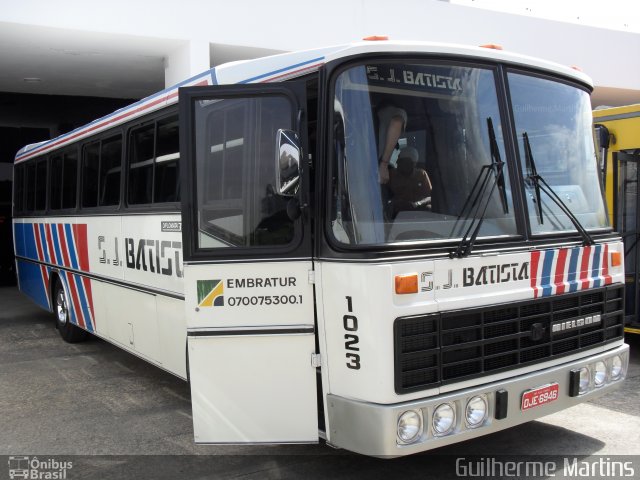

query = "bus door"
[
  {"left": 178, "top": 83, "right": 318, "bottom": 444},
  {"left": 616, "top": 150, "right": 640, "bottom": 328}
]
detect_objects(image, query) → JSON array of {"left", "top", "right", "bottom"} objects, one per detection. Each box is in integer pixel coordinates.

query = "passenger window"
[
  {"left": 25, "top": 163, "right": 36, "bottom": 212},
  {"left": 50, "top": 149, "right": 77, "bottom": 210},
  {"left": 35, "top": 159, "right": 47, "bottom": 211},
  {"left": 13, "top": 164, "right": 24, "bottom": 213},
  {"left": 62, "top": 150, "right": 78, "bottom": 209},
  {"left": 99, "top": 135, "right": 122, "bottom": 206},
  {"left": 50, "top": 155, "right": 63, "bottom": 210},
  {"left": 127, "top": 115, "right": 180, "bottom": 205}
]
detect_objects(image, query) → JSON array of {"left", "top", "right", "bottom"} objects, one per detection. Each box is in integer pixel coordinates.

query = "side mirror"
[{"left": 276, "top": 129, "right": 301, "bottom": 196}]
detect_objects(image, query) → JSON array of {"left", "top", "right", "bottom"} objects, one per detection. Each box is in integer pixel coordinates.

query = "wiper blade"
[
  {"left": 488, "top": 117, "right": 508, "bottom": 214},
  {"left": 522, "top": 132, "right": 594, "bottom": 246},
  {"left": 523, "top": 132, "right": 543, "bottom": 224},
  {"left": 450, "top": 118, "right": 507, "bottom": 258}
]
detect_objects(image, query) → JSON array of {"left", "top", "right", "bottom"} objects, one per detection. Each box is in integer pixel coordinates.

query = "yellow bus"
[{"left": 594, "top": 104, "right": 640, "bottom": 333}]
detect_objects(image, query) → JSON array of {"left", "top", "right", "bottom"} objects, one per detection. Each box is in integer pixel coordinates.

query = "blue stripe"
[
  {"left": 541, "top": 250, "right": 555, "bottom": 297},
  {"left": 14, "top": 223, "right": 26, "bottom": 257},
  {"left": 568, "top": 248, "right": 580, "bottom": 292},
  {"left": 38, "top": 224, "right": 50, "bottom": 263},
  {"left": 239, "top": 57, "right": 324, "bottom": 84},
  {"left": 74, "top": 274, "right": 94, "bottom": 332},
  {"left": 592, "top": 245, "right": 602, "bottom": 288},
  {"left": 16, "top": 259, "right": 49, "bottom": 311},
  {"left": 51, "top": 224, "right": 63, "bottom": 266},
  {"left": 64, "top": 224, "right": 79, "bottom": 269},
  {"left": 23, "top": 224, "right": 38, "bottom": 260}
]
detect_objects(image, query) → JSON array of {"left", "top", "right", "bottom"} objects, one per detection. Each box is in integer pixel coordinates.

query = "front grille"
[{"left": 394, "top": 285, "right": 624, "bottom": 394}]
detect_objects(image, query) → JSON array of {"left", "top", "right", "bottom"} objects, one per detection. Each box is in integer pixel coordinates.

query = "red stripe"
[
  {"left": 530, "top": 250, "right": 541, "bottom": 298},
  {"left": 45, "top": 224, "right": 57, "bottom": 265},
  {"left": 554, "top": 249, "right": 568, "bottom": 294},
  {"left": 67, "top": 275, "right": 86, "bottom": 329},
  {"left": 603, "top": 244, "right": 612, "bottom": 285},
  {"left": 74, "top": 224, "right": 90, "bottom": 272},
  {"left": 81, "top": 276, "right": 96, "bottom": 327},
  {"left": 33, "top": 223, "right": 44, "bottom": 262},
  {"left": 16, "top": 79, "right": 210, "bottom": 163},
  {"left": 57, "top": 224, "right": 71, "bottom": 267},
  {"left": 580, "top": 246, "right": 592, "bottom": 290}
]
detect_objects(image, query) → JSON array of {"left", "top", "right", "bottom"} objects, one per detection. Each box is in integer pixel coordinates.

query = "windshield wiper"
[
  {"left": 450, "top": 118, "right": 507, "bottom": 258},
  {"left": 522, "top": 132, "right": 594, "bottom": 246}
]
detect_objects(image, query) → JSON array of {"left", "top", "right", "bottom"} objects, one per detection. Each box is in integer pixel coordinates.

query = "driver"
[{"left": 388, "top": 146, "right": 432, "bottom": 215}]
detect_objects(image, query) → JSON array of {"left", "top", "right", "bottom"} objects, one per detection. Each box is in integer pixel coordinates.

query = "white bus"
[{"left": 12, "top": 39, "right": 628, "bottom": 457}]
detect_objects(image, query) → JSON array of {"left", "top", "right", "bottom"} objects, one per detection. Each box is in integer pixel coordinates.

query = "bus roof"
[{"left": 15, "top": 39, "right": 592, "bottom": 164}]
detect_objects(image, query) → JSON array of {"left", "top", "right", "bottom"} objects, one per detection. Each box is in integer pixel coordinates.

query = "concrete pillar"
[{"left": 164, "top": 40, "right": 210, "bottom": 88}]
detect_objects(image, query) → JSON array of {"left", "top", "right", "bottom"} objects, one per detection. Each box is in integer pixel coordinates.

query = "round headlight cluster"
[
  {"left": 432, "top": 403, "right": 456, "bottom": 436},
  {"left": 465, "top": 395, "right": 488, "bottom": 428},
  {"left": 611, "top": 355, "right": 623, "bottom": 380},
  {"left": 594, "top": 361, "right": 607, "bottom": 387},
  {"left": 397, "top": 410, "right": 422, "bottom": 443}
]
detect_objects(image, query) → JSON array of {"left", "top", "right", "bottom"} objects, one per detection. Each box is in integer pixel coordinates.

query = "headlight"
[
  {"left": 594, "top": 361, "right": 606, "bottom": 387},
  {"left": 397, "top": 410, "right": 422, "bottom": 443},
  {"left": 611, "top": 355, "right": 623, "bottom": 380},
  {"left": 465, "top": 395, "right": 488, "bottom": 428},
  {"left": 579, "top": 367, "right": 590, "bottom": 394},
  {"left": 432, "top": 403, "right": 456, "bottom": 436}
]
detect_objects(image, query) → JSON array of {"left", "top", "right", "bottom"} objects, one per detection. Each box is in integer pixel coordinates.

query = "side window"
[
  {"left": 99, "top": 135, "right": 122, "bottom": 206},
  {"left": 192, "top": 95, "right": 295, "bottom": 249},
  {"left": 82, "top": 142, "right": 100, "bottom": 207},
  {"left": 128, "top": 124, "right": 154, "bottom": 204},
  {"left": 35, "top": 158, "right": 47, "bottom": 211},
  {"left": 50, "top": 154, "right": 63, "bottom": 210},
  {"left": 13, "top": 164, "right": 24, "bottom": 214},
  {"left": 25, "top": 162, "right": 36, "bottom": 212},
  {"left": 82, "top": 135, "right": 122, "bottom": 208},
  {"left": 155, "top": 116, "right": 180, "bottom": 203},
  {"left": 127, "top": 115, "right": 180, "bottom": 205},
  {"left": 62, "top": 150, "right": 78, "bottom": 209}
]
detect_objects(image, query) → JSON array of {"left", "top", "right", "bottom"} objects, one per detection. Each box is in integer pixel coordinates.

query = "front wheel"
[{"left": 54, "top": 280, "right": 88, "bottom": 343}]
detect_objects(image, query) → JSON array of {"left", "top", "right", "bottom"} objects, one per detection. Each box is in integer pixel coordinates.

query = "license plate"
[{"left": 521, "top": 383, "right": 559, "bottom": 411}]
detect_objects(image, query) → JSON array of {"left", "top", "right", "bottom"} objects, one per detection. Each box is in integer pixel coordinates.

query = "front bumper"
[{"left": 326, "top": 343, "right": 629, "bottom": 457}]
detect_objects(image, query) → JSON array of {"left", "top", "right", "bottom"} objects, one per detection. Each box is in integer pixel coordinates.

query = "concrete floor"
[{"left": 1, "top": 285, "right": 639, "bottom": 479}]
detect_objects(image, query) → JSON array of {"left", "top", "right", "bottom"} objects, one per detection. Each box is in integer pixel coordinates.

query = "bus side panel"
[
  {"left": 15, "top": 258, "right": 50, "bottom": 311},
  {"left": 157, "top": 295, "right": 187, "bottom": 378},
  {"left": 14, "top": 220, "right": 51, "bottom": 311}
]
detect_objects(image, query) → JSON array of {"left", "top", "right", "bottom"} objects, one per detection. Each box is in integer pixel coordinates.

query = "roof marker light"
[
  {"left": 363, "top": 35, "right": 389, "bottom": 41},
  {"left": 480, "top": 44, "right": 503, "bottom": 50}
]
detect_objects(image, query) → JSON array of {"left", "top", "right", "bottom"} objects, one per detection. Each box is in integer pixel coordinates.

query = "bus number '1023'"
[{"left": 344, "top": 296, "right": 361, "bottom": 370}]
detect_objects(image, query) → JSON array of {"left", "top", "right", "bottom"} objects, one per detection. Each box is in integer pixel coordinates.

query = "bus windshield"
[
  {"left": 330, "top": 61, "right": 517, "bottom": 246},
  {"left": 329, "top": 61, "right": 608, "bottom": 247}
]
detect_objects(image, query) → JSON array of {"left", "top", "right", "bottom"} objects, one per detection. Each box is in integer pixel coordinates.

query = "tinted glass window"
[
  {"left": 25, "top": 163, "right": 36, "bottom": 212},
  {"left": 99, "top": 135, "right": 122, "bottom": 206},
  {"left": 62, "top": 150, "right": 78, "bottom": 209},
  {"left": 35, "top": 159, "right": 47, "bottom": 211},
  {"left": 13, "top": 164, "right": 24, "bottom": 213},
  {"left": 154, "top": 116, "right": 180, "bottom": 203},
  {"left": 50, "top": 155, "right": 63, "bottom": 210},
  {"left": 192, "top": 95, "right": 295, "bottom": 248},
  {"left": 128, "top": 124, "right": 154, "bottom": 204},
  {"left": 82, "top": 142, "right": 100, "bottom": 207}
]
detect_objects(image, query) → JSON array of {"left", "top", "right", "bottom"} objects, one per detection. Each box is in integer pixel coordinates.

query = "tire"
[{"left": 54, "top": 280, "right": 88, "bottom": 343}]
